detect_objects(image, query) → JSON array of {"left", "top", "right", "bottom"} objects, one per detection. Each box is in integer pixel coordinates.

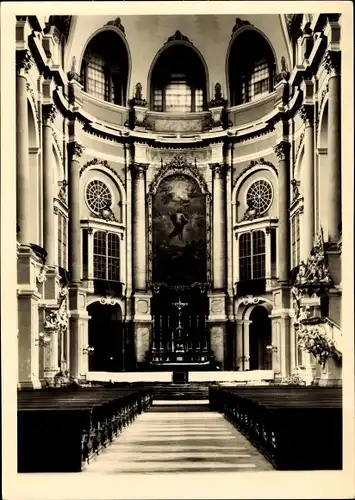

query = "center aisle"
[{"left": 84, "top": 400, "right": 273, "bottom": 475}]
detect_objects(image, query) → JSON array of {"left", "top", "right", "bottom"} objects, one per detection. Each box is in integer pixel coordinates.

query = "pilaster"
[
  {"left": 68, "top": 287, "right": 89, "bottom": 379},
  {"left": 269, "top": 308, "right": 293, "bottom": 379},
  {"left": 132, "top": 293, "right": 152, "bottom": 366}
]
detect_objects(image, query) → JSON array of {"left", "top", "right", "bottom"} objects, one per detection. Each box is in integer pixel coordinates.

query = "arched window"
[
  {"left": 93, "top": 231, "right": 120, "bottom": 281},
  {"left": 239, "top": 231, "right": 265, "bottom": 281},
  {"left": 150, "top": 44, "right": 207, "bottom": 113},
  {"left": 228, "top": 30, "right": 275, "bottom": 106},
  {"left": 57, "top": 211, "right": 68, "bottom": 269},
  {"left": 81, "top": 30, "right": 129, "bottom": 106}
]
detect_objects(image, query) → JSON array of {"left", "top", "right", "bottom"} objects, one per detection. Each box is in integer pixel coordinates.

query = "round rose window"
[
  {"left": 246, "top": 180, "right": 273, "bottom": 214},
  {"left": 86, "top": 180, "right": 112, "bottom": 214}
]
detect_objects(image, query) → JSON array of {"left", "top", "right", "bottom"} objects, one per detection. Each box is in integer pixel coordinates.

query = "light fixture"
[
  {"left": 266, "top": 344, "right": 278, "bottom": 353},
  {"left": 83, "top": 346, "right": 95, "bottom": 355},
  {"left": 35, "top": 332, "right": 50, "bottom": 347}
]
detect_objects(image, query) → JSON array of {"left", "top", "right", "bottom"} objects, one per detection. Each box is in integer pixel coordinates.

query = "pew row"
[
  {"left": 209, "top": 385, "right": 342, "bottom": 470},
  {"left": 18, "top": 386, "right": 153, "bottom": 473}
]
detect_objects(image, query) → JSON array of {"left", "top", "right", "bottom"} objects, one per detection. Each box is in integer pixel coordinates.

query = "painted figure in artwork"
[{"left": 168, "top": 210, "right": 188, "bottom": 241}]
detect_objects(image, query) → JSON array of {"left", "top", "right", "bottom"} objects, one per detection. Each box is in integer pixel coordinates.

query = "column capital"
[
  {"left": 273, "top": 141, "right": 290, "bottom": 161},
  {"left": 42, "top": 103, "right": 57, "bottom": 126},
  {"left": 322, "top": 50, "right": 341, "bottom": 77},
  {"left": 299, "top": 104, "right": 314, "bottom": 125},
  {"left": 16, "top": 49, "right": 33, "bottom": 74},
  {"left": 68, "top": 141, "right": 84, "bottom": 160},
  {"left": 130, "top": 162, "right": 149, "bottom": 179},
  {"left": 209, "top": 162, "right": 228, "bottom": 178}
]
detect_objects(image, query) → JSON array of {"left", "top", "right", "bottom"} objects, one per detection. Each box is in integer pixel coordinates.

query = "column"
[
  {"left": 210, "top": 163, "right": 227, "bottom": 290},
  {"left": 299, "top": 105, "right": 315, "bottom": 257},
  {"left": 243, "top": 320, "right": 251, "bottom": 370},
  {"left": 16, "top": 50, "right": 33, "bottom": 245},
  {"left": 236, "top": 319, "right": 244, "bottom": 370},
  {"left": 131, "top": 162, "right": 148, "bottom": 291},
  {"left": 274, "top": 141, "right": 291, "bottom": 283},
  {"left": 42, "top": 104, "right": 57, "bottom": 266},
  {"left": 68, "top": 141, "right": 83, "bottom": 284},
  {"left": 323, "top": 51, "right": 341, "bottom": 242}
]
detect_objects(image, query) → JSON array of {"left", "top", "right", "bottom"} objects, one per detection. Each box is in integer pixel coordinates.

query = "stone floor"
[{"left": 84, "top": 400, "right": 273, "bottom": 475}]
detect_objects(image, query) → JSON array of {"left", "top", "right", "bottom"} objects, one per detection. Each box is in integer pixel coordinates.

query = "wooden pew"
[
  {"left": 209, "top": 385, "right": 342, "bottom": 470},
  {"left": 18, "top": 387, "right": 153, "bottom": 472}
]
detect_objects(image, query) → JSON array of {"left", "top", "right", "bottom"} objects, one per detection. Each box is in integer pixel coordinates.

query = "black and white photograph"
[{"left": 1, "top": 2, "right": 354, "bottom": 499}]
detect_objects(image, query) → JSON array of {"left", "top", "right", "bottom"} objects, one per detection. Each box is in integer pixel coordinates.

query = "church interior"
[{"left": 10, "top": 11, "right": 347, "bottom": 478}]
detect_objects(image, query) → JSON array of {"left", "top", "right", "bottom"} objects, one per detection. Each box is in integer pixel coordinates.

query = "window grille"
[
  {"left": 93, "top": 231, "right": 120, "bottom": 282},
  {"left": 239, "top": 230, "right": 266, "bottom": 281}
]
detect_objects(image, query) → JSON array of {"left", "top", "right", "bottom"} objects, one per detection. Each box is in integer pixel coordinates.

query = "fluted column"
[
  {"left": 299, "top": 105, "right": 315, "bottom": 257},
  {"left": 16, "top": 50, "right": 33, "bottom": 244},
  {"left": 68, "top": 142, "right": 84, "bottom": 284},
  {"left": 131, "top": 162, "right": 148, "bottom": 291},
  {"left": 210, "top": 163, "right": 227, "bottom": 290},
  {"left": 42, "top": 104, "right": 57, "bottom": 266},
  {"left": 323, "top": 51, "right": 341, "bottom": 242},
  {"left": 274, "top": 141, "right": 291, "bottom": 283}
]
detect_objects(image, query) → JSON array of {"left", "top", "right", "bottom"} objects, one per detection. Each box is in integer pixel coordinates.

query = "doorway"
[
  {"left": 249, "top": 306, "right": 272, "bottom": 370},
  {"left": 87, "top": 302, "right": 133, "bottom": 372}
]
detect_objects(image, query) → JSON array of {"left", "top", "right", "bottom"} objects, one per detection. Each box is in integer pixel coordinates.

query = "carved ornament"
[
  {"left": 209, "top": 83, "right": 227, "bottom": 108},
  {"left": 99, "top": 296, "right": 120, "bottom": 306},
  {"left": 299, "top": 104, "right": 314, "bottom": 124},
  {"left": 16, "top": 50, "right": 33, "bottom": 73},
  {"left": 290, "top": 178, "right": 300, "bottom": 201},
  {"left": 42, "top": 104, "right": 57, "bottom": 125},
  {"left": 149, "top": 156, "right": 209, "bottom": 195},
  {"left": 167, "top": 30, "right": 190, "bottom": 43},
  {"left": 105, "top": 17, "right": 125, "bottom": 35},
  {"left": 209, "top": 162, "right": 228, "bottom": 179},
  {"left": 273, "top": 141, "right": 290, "bottom": 161},
  {"left": 131, "top": 162, "right": 148, "bottom": 180},
  {"left": 322, "top": 51, "right": 341, "bottom": 76},
  {"left": 68, "top": 141, "right": 84, "bottom": 159},
  {"left": 80, "top": 158, "right": 125, "bottom": 187},
  {"left": 233, "top": 158, "right": 277, "bottom": 190},
  {"left": 58, "top": 180, "right": 67, "bottom": 204},
  {"left": 232, "top": 17, "right": 252, "bottom": 34},
  {"left": 242, "top": 297, "right": 260, "bottom": 305},
  {"left": 129, "top": 82, "right": 147, "bottom": 108}
]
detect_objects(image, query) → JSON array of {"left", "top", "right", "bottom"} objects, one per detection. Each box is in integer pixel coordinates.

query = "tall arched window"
[
  {"left": 150, "top": 44, "right": 207, "bottom": 113},
  {"left": 81, "top": 30, "right": 129, "bottom": 106},
  {"left": 93, "top": 231, "right": 120, "bottom": 281},
  {"left": 228, "top": 30, "right": 275, "bottom": 106},
  {"left": 239, "top": 231, "right": 265, "bottom": 281}
]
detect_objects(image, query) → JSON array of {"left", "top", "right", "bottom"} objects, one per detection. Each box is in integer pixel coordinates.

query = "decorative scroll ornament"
[
  {"left": 93, "top": 203, "right": 118, "bottom": 222},
  {"left": 233, "top": 158, "right": 277, "bottom": 190},
  {"left": 210, "top": 162, "right": 227, "bottom": 179},
  {"left": 79, "top": 158, "right": 125, "bottom": 187},
  {"left": 149, "top": 281, "right": 209, "bottom": 294},
  {"left": 242, "top": 297, "right": 260, "bottom": 305},
  {"left": 232, "top": 17, "right": 252, "bottom": 33},
  {"left": 241, "top": 200, "right": 260, "bottom": 221},
  {"left": 167, "top": 30, "right": 190, "bottom": 43},
  {"left": 105, "top": 17, "right": 125, "bottom": 35},
  {"left": 131, "top": 162, "right": 148, "bottom": 180},
  {"left": 16, "top": 50, "right": 33, "bottom": 73},
  {"left": 99, "top": 296, "right": 120, "bottom": 306}
]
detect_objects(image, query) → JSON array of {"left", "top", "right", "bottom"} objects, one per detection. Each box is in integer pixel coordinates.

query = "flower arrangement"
[
  {"left": 297, "top": 325, "right": 339, "bottom": 367},
  {"left": 280, "top": 372, "right": 306, "bottom": 386}
]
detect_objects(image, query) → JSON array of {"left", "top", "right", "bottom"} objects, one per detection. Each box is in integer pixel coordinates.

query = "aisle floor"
[{"left": 84, "top": 400, "right": 273, "bottom": 475}]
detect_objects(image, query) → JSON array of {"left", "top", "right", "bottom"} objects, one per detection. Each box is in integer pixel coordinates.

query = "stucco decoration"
[
  {"left": 148, "top": 148, "right": 210, "bottom": 164},
  {"left": 211, "top": 298, "right": 224, "bottom": 314},
  {"left": 136, "top": 299, "right": 149, "bottom": 314},
  {"left": 232, "top": 17, "right": 252, "bottom": 34},
  {"left": 105, "top": 17, "right": 125, "bottom": 35},
  {"left": 233, "top": 158, "right": 278, "bottom": 190},
  {"left": 80, "top": 158, "right": 126, "bottom": 188},
  {"left": 166, "top": 30, "right": 190, "bottom": 43}
]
